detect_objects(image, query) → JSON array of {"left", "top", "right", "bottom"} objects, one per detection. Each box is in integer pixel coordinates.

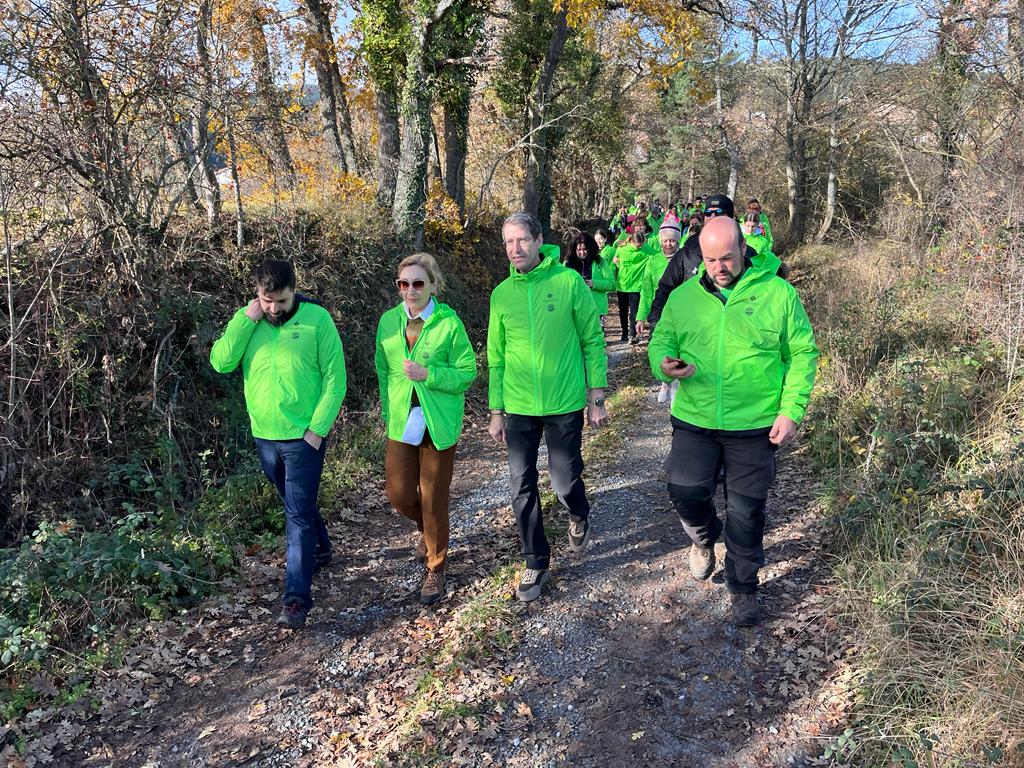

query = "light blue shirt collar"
[{"left": 404, "top": 297, "right": 435, "bottom": 322}]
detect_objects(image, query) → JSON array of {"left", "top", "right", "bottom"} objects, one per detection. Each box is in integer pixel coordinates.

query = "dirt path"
[{"left": 27, "top": 330, "right": 854, "bottom": 768}]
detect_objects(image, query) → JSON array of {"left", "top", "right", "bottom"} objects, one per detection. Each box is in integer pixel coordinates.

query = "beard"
[{"left": 265, "top": 312, "right": 286, "bottom": 327}]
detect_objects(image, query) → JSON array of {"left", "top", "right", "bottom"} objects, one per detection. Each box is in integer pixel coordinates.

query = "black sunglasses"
[
  {"left": 705, "top": 208, "right": 725, "bottom": 217},
  {"left": 396, "top": 278, "right": 429, "bottom": 291}
]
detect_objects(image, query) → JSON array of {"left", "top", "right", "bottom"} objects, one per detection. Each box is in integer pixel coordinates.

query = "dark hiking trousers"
[
  {"left": 665, "top": 417, "right": 777, "bottom": 594},
  {"left": 506, "top": 410, "right": 589, "bottom": 570},
  {"left": 617, "top": 291, "right": 640, "bottom": 340}
]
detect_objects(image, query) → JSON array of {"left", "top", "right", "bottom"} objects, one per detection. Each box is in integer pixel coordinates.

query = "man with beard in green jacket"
[
  {"left": 487, "top": 212, "right": 609, "bottom": 602},
  {"left": 210, "top": 259, "right": 347, "bottom": 629},
  {"left": 648, "top": 217, "right": 819, "bottom": 626}
]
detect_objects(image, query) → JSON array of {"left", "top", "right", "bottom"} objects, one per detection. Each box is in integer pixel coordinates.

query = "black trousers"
[
  {"left": 665, "top": 417, "right": 777, "bottom": 594},
  {"left": 505, "top": 410, "right": 589, "bottom": 570},
  {"left": 617, "top": 291, "right": 640, "bottom": 339}
]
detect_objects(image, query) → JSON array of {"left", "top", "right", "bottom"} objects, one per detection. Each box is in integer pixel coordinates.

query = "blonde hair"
[{"left": 397, "top": 252, "right": 444, "bottom": 293}]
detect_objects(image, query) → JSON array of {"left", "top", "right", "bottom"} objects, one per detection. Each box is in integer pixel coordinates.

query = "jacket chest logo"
[{"left": 291, "top": 332, "right": 300, "bottom": 339}]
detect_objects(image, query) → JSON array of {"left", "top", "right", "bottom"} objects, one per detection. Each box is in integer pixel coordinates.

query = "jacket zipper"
[{"left": 527, "top": 282, "right": 539, "bottom": 407}]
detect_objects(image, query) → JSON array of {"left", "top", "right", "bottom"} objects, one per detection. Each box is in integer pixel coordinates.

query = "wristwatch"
[{"left": 593, "top": 398, "right": 605, "bottom": 408}]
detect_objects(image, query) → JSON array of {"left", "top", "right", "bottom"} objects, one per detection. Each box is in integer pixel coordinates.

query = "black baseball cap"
[{"left": 703, "top": 194, "right": 735, "bottom": 218}]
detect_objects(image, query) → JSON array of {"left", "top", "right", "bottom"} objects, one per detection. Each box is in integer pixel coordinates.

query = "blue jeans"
[{"left": 255, "top": 437, "right": 330, "bottom": 609}]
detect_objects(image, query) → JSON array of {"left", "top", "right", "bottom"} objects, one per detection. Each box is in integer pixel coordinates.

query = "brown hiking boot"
[
  {"left": 414, "top": 534, "right": 426, "bottom": 562},
  {"left": 731, "top": 593, "right": 761, "bottom": 626},
  {"left": 688, "top": 544, "right": 715, "bottom": 581},
  {"left": 420, "top": 569, "right": 445, "bottom": 605}
]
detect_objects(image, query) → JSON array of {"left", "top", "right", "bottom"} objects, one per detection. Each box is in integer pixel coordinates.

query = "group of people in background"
[{"left": 210, "top": 193, "right": 818, "bottom": 632}]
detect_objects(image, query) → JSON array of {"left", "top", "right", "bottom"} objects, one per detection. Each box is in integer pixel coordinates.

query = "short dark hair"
[
  {"left": 255, "top": 259, "right": 295, "bottom": 293},
  {"left": 503, "top": 211, "right": 543, "bottom": 239},
  {"left": 748, "top": 198, "right": 760, "bottom": 205}
]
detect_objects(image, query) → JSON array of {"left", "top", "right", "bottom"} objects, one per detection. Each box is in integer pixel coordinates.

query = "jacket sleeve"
[
  {"left": 308, "top": 314, "right": 347, "bottom": 437},
  {"left": 638, "top": 259, "right": 656, "bottom": 322},
  {"left": 572, "top": 276, "right": 608, "bottom": 390},
  {"left": 486, "top": 294, "right": 506, "bottom": 410},
  {"left": 647, "top": 251, "right": 687, "bottom": 326},
  {"left": 209, "top": 307, "right": 256, "bottom": 373},
  {"left": 425, "top": 317, "right": 478, "bottom": 394},
  {"left": 647, "top": 299, "right": 680, "bottom": 383},
  {"left": 590, "top": 260, "right": 615, "bottom": 294},
  {"left": 374, "top": 318, "right": 390, "bottom": 426},
  {"left": 778, "top": 288, "right": 819, "bottom": 423}
]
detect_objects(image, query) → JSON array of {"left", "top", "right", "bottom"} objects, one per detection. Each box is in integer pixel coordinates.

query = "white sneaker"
[{"left": 657, "top": 383, "right": 671, "bottom": 403}]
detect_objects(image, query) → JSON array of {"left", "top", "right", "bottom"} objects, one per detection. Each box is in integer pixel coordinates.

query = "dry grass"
[{"left": 790, "top": 240, "right": 1024, "bottom": 766}]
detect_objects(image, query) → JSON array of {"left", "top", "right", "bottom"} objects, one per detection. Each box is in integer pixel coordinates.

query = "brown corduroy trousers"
[{"left": 384, "top": 433, "right": 456, "bottom": 572}]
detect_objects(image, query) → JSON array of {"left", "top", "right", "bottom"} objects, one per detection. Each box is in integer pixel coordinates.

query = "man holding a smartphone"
[
  {"left": 210, "top": 259, "right": 347, "bottom": 629},
  {"left": 648, "top": 216, "right": 819, "bottom": 626}
]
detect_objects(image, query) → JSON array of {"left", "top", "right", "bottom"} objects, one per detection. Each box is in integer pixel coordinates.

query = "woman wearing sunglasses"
[{"left": 374, "top": 253, "right": 477, "bottom": 604}]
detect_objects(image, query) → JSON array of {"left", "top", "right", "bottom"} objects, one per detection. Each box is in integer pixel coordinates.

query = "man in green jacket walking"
[
  {"left": 648, "top": 217, "right": 818, "bottom": 626},
  {"left": 210, "top": 259, "right": 347, "bottom": 629},
  {"left": 487, "top": 212, "right": 610, "bottom": 602}
]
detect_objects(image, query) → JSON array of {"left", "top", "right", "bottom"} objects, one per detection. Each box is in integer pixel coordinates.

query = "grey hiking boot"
[
  {"left": 276, "top": 600, "right": 308, "bottom": 629},
  {"left": 567, "top": 518, "right": 591, "bottom": 554},
  {"left": 688, "top": 544, "right": 715, "bottom": 581},
  {"left": 731, "top": 593, "right": 761, "bottom": 626},
  {"left": 516, "top": 568, "right": 550, "bottom": 603},
  {"left": 420, "top": 569, "right": 445, "bottom": 605}
]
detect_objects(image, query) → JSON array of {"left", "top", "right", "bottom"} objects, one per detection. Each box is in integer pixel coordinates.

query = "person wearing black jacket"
[{"left": 645, "top": 194, "right": 764, "bottom": 328}]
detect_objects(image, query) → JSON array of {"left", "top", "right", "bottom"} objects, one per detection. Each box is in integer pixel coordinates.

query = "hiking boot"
[
  {"left": 516, "top": 568, "right": 550, "bottom": 603},
  {"left": 731, "top": 592, "right": 761, "bottom": 626},
  {"left": 629, "top": 336, "right": 639, "bottom": 346},
  {"left": 567, "top": 518, "right": 591, "bottom": 554},
  {"left": 688, "top": 544, "right": 715, "bottom": 581},
  {"left": 414, "top": 534, "right": 426, "bottom": 563},
  {"left": 420, "top": 569, "right": 445, "bottom": 605},
  {"left": 620, "top": 333, "right": 629, "bottom": 342},
  {"left": 276, "top": 600, "right": 308, "bottom": 629},
  {"left": 657, "top": 383, "right": 671, "bottom": 404}
]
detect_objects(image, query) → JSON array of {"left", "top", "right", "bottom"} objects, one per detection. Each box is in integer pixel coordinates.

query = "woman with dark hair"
[{"left": 565, "top": 232, "right": 615, "bottom": 317}]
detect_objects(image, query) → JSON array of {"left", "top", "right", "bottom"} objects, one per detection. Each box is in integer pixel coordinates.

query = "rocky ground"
[{"left": 12, "top": 328, "right": 854, "bottom": 768}]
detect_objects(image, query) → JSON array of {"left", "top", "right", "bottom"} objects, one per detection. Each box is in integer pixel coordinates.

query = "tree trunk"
[
  {"left": 392, "top": 0, "right": 461, "bottom": 246},
  {"left": 442, "top": 85, "right": 470, "bottom": 215},
  {"left": 376, "top": 87, "right": 401, "bottom": 208},
  {"left": 247, "top": 11, "right": 296, "bottom": 190},
  {"left": 193, "top": 0, "right": 222, "bottom": 229},
  {"left": 936, "top": 1, "right": 967, "bottom": 208},
  {"left": 429, "top": 120, "right": 443, "bottom": 184},
  {"left": 1007, "top": 0, "right": 1024, "bottom": 85},
  {"left": 225, "top": 112, "right": 245, "bottom": 247},
  {"left": 714, "top": 20, "right": 740, "bottom": 199},
  {"left": 299, "top": 0, "right": 360, "bottom": 174},
  {"left": 523, "top": 9, "right": 570, "bottom": 236}
]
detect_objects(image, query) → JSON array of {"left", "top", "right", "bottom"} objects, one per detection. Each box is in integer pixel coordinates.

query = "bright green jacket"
[
  {"left": 638, "top": 252, "right": 671, "bottom": 322},
  {"left": 643, "top": 232, "right": 661, "bottom": 257},
  {"left": 487, "top": 252, "right": 608, "bottom": 416},
  {"left": 744, "top": 231, "right": 774, "bottom": 259},
  {"left": 586, "top": 258, "right": 616, "bottom": 314},
  {"left": 614, "top": 244, "right": 648, "bottom": 292},
  {"left": 760, "top": 213, "right": 774, "bottom": 251},
  {"left": 374, "top": 301, "right": 476, "bottom": 451},
  {"left": 648, "top": 259, "right": 819, "bottom": 430},
  {"left": 210, "top": 300, "right": 347, "bottom": 439}
]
